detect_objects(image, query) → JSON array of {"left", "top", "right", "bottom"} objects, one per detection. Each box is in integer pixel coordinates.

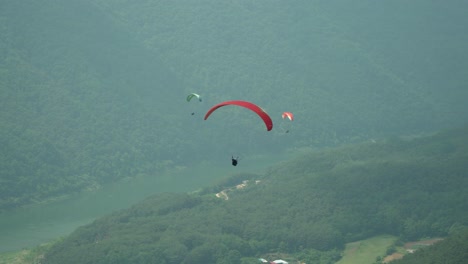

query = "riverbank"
[{"left": 0, "top": 152, "right": 293, "bottom": 253}]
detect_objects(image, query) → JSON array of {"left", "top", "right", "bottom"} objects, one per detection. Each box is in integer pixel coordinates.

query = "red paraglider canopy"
[{"left": 204, "top": 100, "right": 273, "bottom": 131}]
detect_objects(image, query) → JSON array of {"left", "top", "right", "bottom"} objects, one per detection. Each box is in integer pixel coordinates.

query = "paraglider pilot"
[{"left": 231, "top": 156, "right": 239, "bottom": 166}]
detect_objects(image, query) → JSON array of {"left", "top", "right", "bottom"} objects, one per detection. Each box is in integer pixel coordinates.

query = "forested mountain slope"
[
  {"left": 90, "top": 0, "right": 468, "bottom": 135},
  {"left": 1, "top": 0, "right": 467, "bottom": 211},
  {"left": 42, "top": 126, "right": 468, "bottom": 264},
  {"left": 0, "top": 1, "right": 184, "bottom": 210}
]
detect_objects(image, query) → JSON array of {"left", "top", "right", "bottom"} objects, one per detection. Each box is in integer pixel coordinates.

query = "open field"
[
  {"left": 336, "top": 235, "right": 398, "bottom": 264},
  {"left": 383, "top": 238, "right": 444, "bottom": 263},
  {"left": 337, "top": 235, "right": 445, "bottom": 264}
]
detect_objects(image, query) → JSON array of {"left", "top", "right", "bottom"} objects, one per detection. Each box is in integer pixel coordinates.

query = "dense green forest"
[
  {"left": 41, "top": 126, "right": 468, "bottom": 264},
  {"left": 1, "top": 0, "right": 468, "bottom": 211}
]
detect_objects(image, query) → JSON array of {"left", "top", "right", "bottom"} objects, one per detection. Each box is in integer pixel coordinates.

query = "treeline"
[{"left": 42, "top": 126, "right": 468, "bottom": 264}]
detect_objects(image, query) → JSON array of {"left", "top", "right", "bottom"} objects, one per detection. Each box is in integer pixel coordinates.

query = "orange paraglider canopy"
[{"left": 282, "top": 112, "right": 294, "bottom": 121}]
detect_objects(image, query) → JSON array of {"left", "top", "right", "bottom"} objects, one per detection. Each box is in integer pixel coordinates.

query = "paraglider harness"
[{"left": 231, "top": 156, "right": 239, "bottom": 166}]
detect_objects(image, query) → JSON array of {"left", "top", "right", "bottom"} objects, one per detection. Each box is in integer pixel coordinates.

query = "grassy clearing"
[{"left": 336, "top": 235, "right": 398, "bottom": 264}]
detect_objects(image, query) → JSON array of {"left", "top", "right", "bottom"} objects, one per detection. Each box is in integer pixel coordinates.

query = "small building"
[{"left": 272, "top": 260, "right": 288, "bottom": 264}]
